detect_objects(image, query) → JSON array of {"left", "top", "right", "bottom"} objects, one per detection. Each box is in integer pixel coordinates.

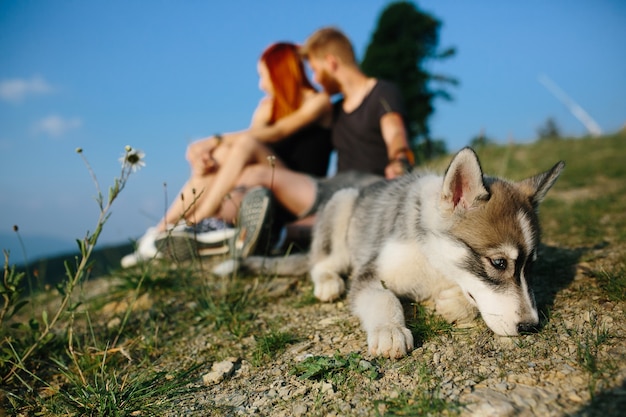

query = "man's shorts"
[{"left": 301, "top": 170, "right": 383, "bottom": 218}]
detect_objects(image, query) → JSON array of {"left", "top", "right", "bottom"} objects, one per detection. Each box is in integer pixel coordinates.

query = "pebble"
[
  {"left": 568, "top": 392, "right": 584, "bottom": 403},
  {"left": 320, "top": 382, "right": 334, "bottom": 394},
  {"left": 319, "top": 316, "right": 342, "bottom": 326},
  {"left": 464, "top": 389, "right": 517, "bottom": 417},
  {"left": 293, "top": 403, "right": 308, "bottom": 416},
  {"left": 202, "top": 360, "right": 235, "bottom": 385}
]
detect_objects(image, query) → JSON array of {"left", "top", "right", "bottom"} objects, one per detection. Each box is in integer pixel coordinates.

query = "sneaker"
[
  {"left": 235, "top": 186, "right": 273, "bottom": 258},
  {"left": 121, "top": 227, "right": 163, "bottom": 268},
  {"left": 156, "top": 217, "right": 236, "bottom": 261}
]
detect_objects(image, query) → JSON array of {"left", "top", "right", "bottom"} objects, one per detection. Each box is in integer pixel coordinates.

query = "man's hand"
[{"left": 385, "top": 158, "right": 411, "bottom": 179}]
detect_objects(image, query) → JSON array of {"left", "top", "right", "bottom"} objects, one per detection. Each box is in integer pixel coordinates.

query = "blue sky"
[{"left": 1, "top": 0, "right": 625, "bottom": 259}]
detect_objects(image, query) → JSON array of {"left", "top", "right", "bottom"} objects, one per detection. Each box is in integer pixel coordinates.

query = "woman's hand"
[{"left": 186, "top": 136, "right": 222, "bottom": 175}]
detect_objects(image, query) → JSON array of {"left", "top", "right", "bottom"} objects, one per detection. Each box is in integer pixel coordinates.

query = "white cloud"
[
  {"left": 0, "top": 76, "right": 54, "bottom": 103},
  {"left": 33, "top": 115, "right": 82, "bottom": 137}
]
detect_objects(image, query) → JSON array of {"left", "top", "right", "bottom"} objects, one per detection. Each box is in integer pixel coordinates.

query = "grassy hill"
[
  {"left": 460, "top": 131, "right": 626, "bottom": 249},
  {"left": 9, "top": 130, "right": 626, "bottom": 291},
  {"left": 5, "top": 129, "right": 626, "bottom": 304},
  {"left": 426, "top": 131, "right": 626, "bottom": 248},
  {"left": 2, "top": 130, "right": 625, "bottom": 415}
]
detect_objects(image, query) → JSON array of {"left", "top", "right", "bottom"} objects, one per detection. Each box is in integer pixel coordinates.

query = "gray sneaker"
[
  {"left": 156, "top": 218, "right": 235, "bottom": 261},
  {"left": 236, "top": 186, "right": 273, "bottom": 258}
]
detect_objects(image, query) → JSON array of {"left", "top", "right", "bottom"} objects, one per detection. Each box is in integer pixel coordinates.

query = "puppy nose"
[{"left": 517, "top": 322, "right": 539, "bottom": 334}]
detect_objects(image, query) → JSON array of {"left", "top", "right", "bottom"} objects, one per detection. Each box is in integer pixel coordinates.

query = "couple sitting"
[{"left": 122, "top": 27, "right": 414, "bottom": 268}]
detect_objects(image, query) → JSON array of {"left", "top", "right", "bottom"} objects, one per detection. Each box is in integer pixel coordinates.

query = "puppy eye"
[{"left": 489, "top": 258, "right": 507, "bottom": 270}]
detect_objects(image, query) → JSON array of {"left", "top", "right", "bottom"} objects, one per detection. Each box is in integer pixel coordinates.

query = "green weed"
[
  {"left": 251, "top": 331, "right": 299, "bottom": 366},
  {"left": 194, "top": 281, "right": 258, "bottom": 339},
  {"left": 565, "top": 313, "right": 617, "bottom": 398},
  {"left": 0, "top": 251, "right": 29, "bottom": 326},
  {"left": 46, "top": 352, "right": 199, "bottom": 416},
  {"left": 407, "top": 303, "right": 455, "bottom": 343},
  {"left": 291, "top": 352, "right": 380, "bottom": 385},
  {"left": 589, "top": 267, "right": 626, "bottom": 302},
  {"left": 292, "top": 287, "right": 319, "bottom": 308},
  {"left": 374, "top": 390, "right": 458, "bottom": 417},
  {"left": 373, "top": 361, "right": 458, "bottom": 416}
]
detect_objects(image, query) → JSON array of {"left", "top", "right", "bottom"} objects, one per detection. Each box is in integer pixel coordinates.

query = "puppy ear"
[
  {"left": 441, "top": 147, "right": 489, "bottom": 212},
  {"left": 517, "top": 161, "right": 565, "bottom": 207}
]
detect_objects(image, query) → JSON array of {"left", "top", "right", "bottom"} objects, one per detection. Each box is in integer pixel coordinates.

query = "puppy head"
[{"left": 441, "top": 148, "right": 564, "bottom": 335}]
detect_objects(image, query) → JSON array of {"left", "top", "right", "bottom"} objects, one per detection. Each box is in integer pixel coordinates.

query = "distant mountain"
[
  {"left": 0, "top": 233, "right": 78, "bottom": 264},
  {"left": 1, "top": 233, "right": 135, "bottom": 290},
  {"left": 2, "top": 235, "right": 135, "bottom": 291}
]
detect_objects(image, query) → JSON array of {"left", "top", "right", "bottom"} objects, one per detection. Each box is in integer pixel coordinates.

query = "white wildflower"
[{"left": 119, "top": 147, "right": 146, "bottom": 172}]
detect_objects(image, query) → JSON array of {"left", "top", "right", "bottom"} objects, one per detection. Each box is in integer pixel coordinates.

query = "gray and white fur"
[{"left": 218, "top": 148, "right": 564, "bottom": 358}]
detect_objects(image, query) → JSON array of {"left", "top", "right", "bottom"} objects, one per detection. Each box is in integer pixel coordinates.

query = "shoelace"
[{"left": 187, "top": 218, "right": 233, "bottom": 234}]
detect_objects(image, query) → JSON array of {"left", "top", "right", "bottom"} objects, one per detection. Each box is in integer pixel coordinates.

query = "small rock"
[
  {"left": 319, "top": 316, "right": 341, "bottom": 326},
  {"left": 463, "top": 389, "right": 517, "bottom": 417},
  {"left": 495, "top": 382, "right": 509, "bottom": 392},
  {"left": 359, "top": 359, "right": 373, "bottom": 371},
  {"left": 568, "top": 392, "right": 584, "bottom": 403},
  {"left": 107, "top": 317, "right": 121, "bottom": 329},
  {"left": 202, "top": 360, "right": 235, "bottom": 385},
  {"left": 293, "top": 403, "right": 308, "bottom": 416},
  {"left": 321, "top": 382, "right": 334, "bottom": 394}
]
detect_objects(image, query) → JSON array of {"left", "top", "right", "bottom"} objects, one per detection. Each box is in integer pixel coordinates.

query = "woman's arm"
[
  {"left": 185, "top": 96, "right": 272, "bottom": 175},
  {"left": 186, "top": 92, "right": 330, "bottom": 174},
  {"left": 249, "top": 92, "right": 332, "bottom": 143}
]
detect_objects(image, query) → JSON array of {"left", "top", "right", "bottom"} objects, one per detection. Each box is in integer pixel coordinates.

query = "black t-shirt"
[
  {"left": 268, "top": 124, "right": 333, "bottom": 177},
  {"left": 332, "top": 80, "right": 406, "bottom": 176}
]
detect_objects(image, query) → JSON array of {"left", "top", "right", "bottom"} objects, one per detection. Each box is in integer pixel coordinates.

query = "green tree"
[
  {"left": 361, "top": 1, "right": 457, "bottom": 162},
  {"left": 469, "top": 128, "right": 495, "bottom": 149},
  {"left": 537, "top": 117, "right": 562, "bottom": 141}
]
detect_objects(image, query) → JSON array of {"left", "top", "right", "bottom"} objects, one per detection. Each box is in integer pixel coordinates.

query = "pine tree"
[{"left": 361, "top": 1, "right": 457, "bottom": 161}]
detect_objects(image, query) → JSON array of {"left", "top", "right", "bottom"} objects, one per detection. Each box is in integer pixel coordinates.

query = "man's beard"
[{"left": 318, "top": 69, "right": 341, "bottom": 95}]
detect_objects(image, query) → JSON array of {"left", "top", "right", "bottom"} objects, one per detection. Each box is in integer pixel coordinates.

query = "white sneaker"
[
  {"left": 155, "top": 218, "right": 235, "bottom": 261},
  {"left": 121, "top": 227, "right": 163, "bottom": 268}
]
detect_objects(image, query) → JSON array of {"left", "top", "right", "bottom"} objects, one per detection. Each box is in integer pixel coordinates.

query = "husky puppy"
[{"left": 221, "top": 148, "right": 564, "bottom": 358}]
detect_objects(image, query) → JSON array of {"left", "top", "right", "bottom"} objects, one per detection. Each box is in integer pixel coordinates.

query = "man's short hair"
[{"left": 301, "top": 26, "right": 356, "bottom": 65}]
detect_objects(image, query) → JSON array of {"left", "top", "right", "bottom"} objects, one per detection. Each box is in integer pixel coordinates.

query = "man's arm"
[{"left": 380, "top": 112, "right": 414, "bottom": 179}]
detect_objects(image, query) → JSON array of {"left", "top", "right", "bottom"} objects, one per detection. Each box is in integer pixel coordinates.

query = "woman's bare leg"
[
  {"left": 156, "top": 178, "right": 209, "bottom": 231},
  {"left": 190, "top": 133, "right": 286, "bottom": 221},
  {"left": 157, "top": 132, "right": 286, "bottom": 230},
  {"left": 156, "top": 142, "right": 234, "bottom": 230}
]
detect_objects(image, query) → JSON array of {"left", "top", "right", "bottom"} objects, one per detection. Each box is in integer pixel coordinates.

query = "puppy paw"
[
  {"left": 434, "top": 286, "right": 477, "bottom": 325},
  {"left": 367, "top": 325, "right": 414, "bottom": 359},
  {"left": 313, "top": 272, "right": 345, "bottom": 302}
]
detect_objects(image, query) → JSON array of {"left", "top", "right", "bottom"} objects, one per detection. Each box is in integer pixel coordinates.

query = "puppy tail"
[{"left": 212, "top": 253, "right": 310, "bottom": 277}]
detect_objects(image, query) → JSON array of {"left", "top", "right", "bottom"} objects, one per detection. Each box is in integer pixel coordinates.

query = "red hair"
[{"left": 260, "top": 42, "right": 315, "bottom": 124}]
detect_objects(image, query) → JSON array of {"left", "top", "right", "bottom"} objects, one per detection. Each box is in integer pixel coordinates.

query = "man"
[{"left": 231, "top": 27, "right": 414, "bottom": 256}]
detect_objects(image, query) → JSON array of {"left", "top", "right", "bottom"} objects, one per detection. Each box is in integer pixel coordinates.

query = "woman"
[{"left": 122, "top": 42, "right": 333, "bottom": 267}]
